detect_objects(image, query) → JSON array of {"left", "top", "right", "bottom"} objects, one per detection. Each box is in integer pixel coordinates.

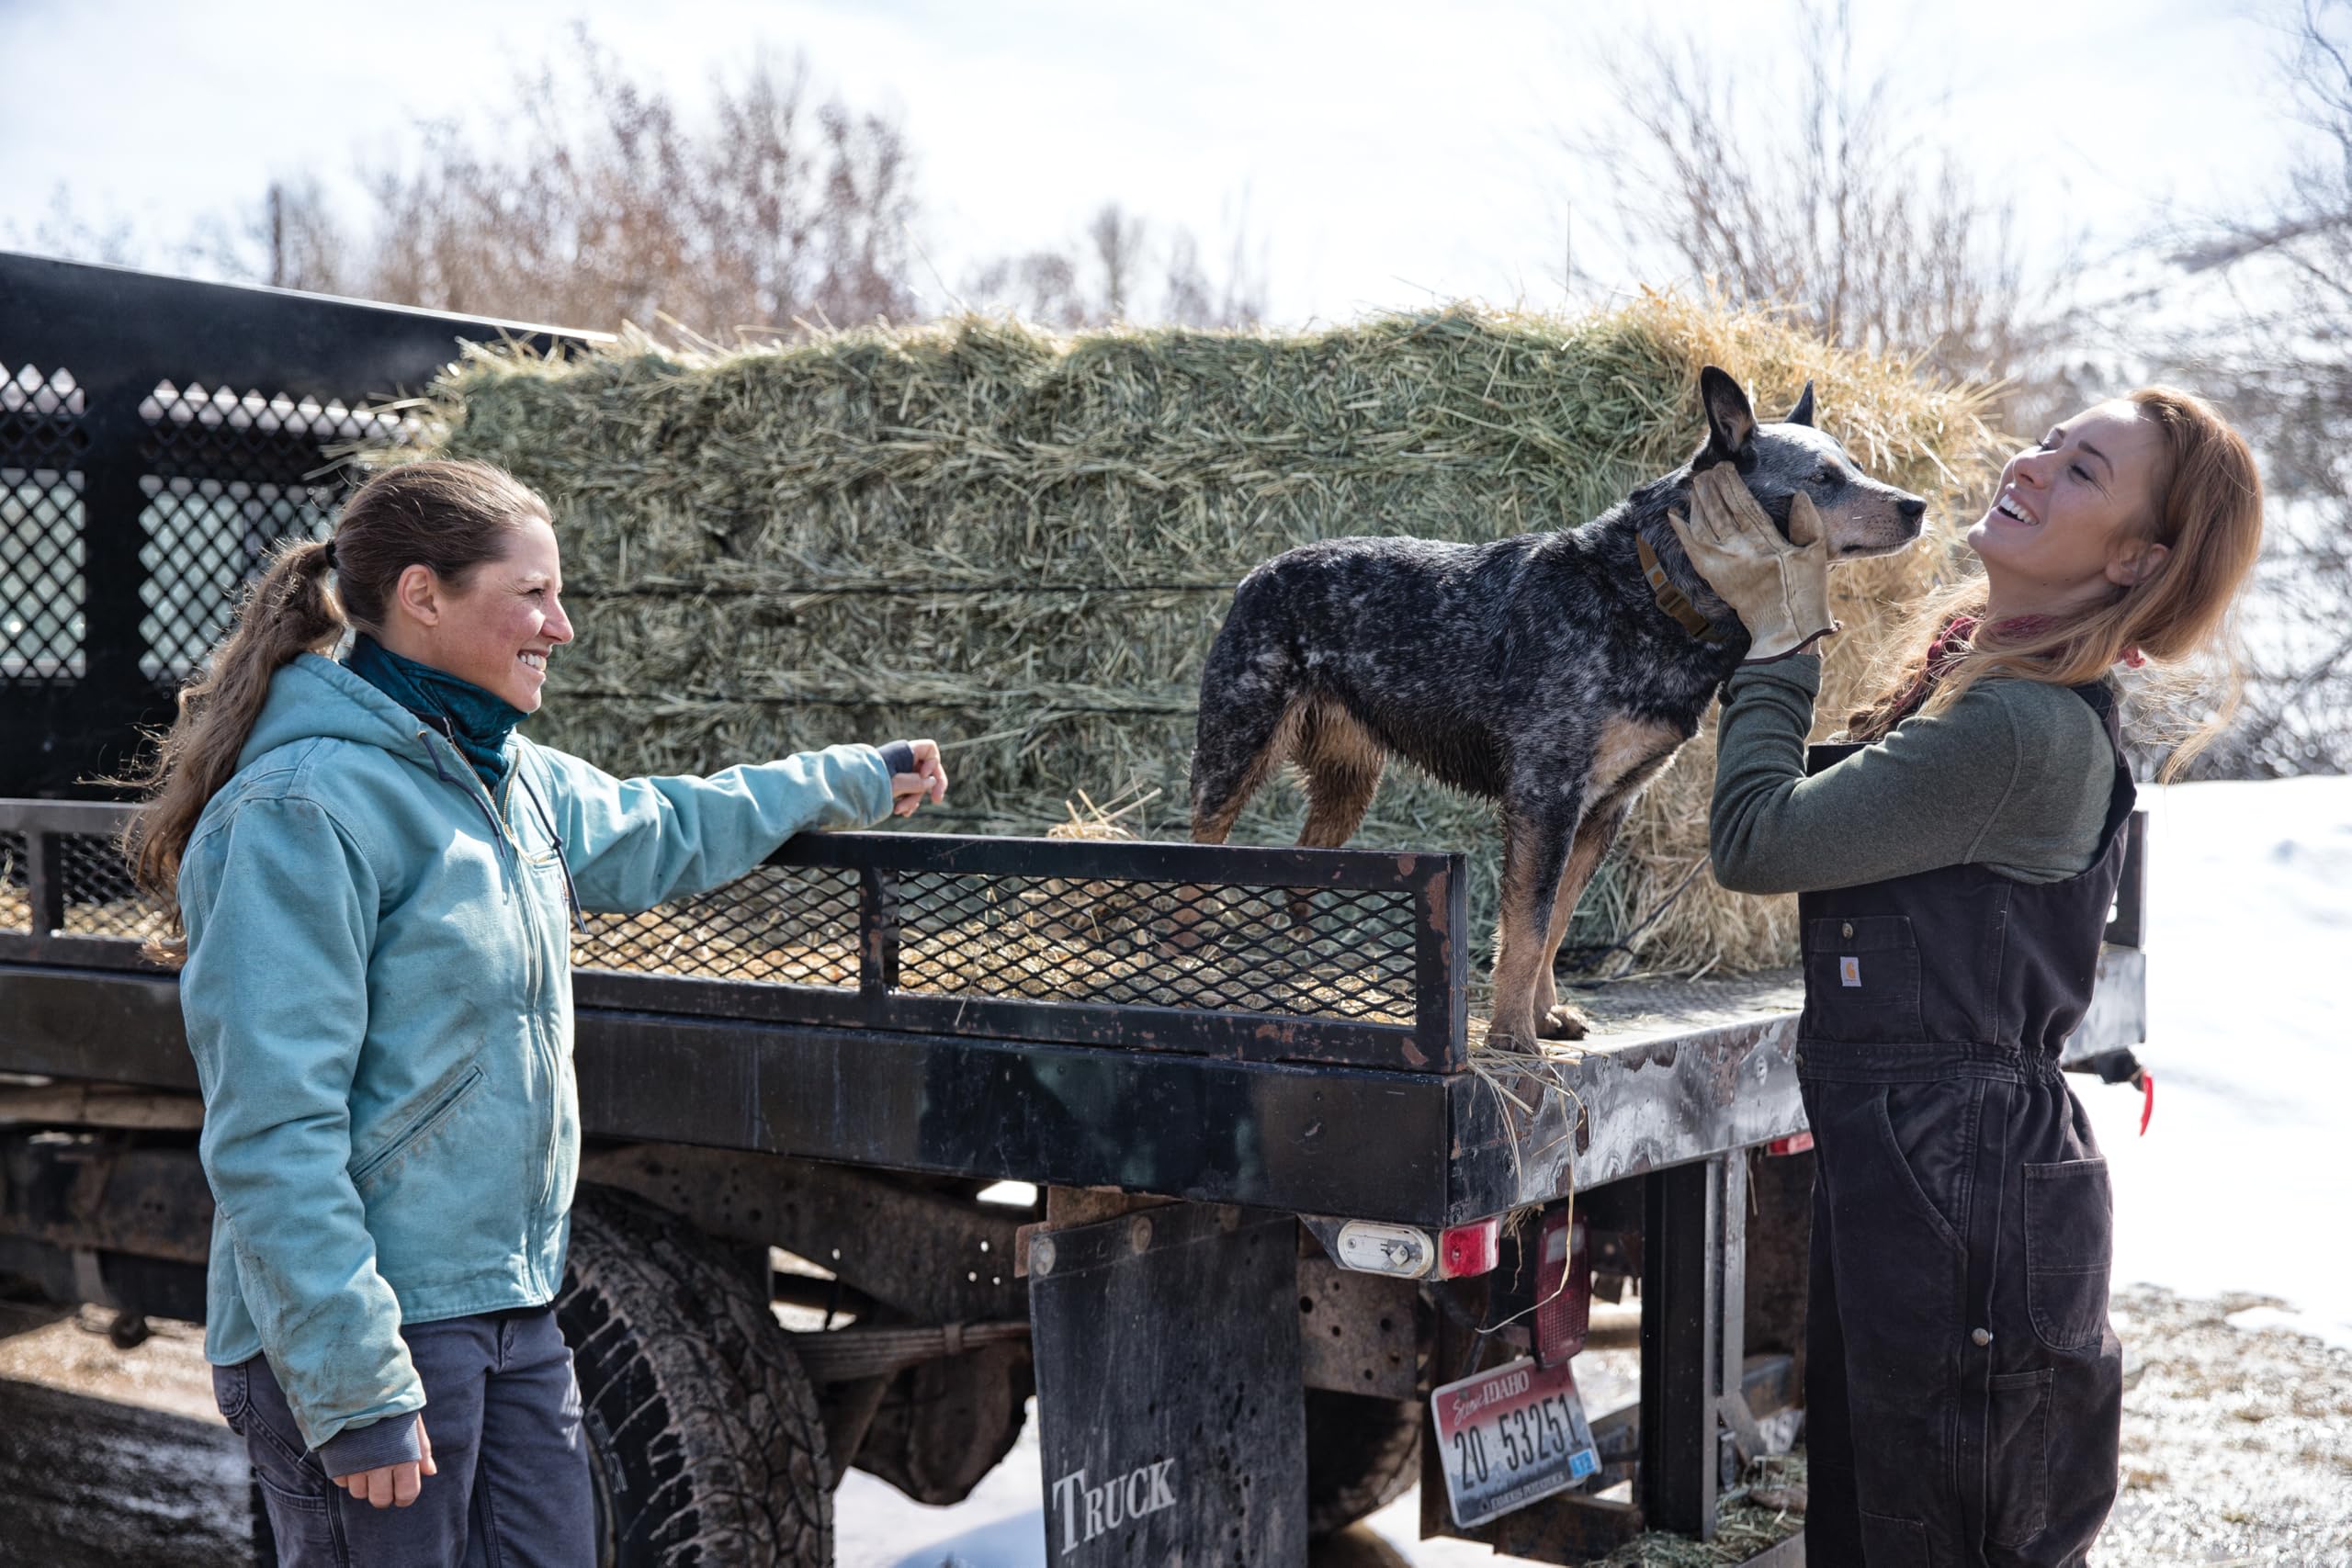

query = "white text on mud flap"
[{"left": 1051, "top": 1459, "right": 1178, "bottom": 1554}]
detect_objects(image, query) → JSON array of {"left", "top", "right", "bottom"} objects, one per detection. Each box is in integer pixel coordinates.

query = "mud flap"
[{"left": 1028, "top": 1202, "right": 1306, "bottom": 1562}]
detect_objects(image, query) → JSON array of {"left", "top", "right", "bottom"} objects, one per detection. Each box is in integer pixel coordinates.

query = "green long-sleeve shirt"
[{"left": 1708, "top": 657, "right": 2116, "bottom": 895}]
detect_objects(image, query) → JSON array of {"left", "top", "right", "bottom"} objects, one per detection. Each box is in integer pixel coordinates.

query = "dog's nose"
[{"left": 1899, "top": 497, "right": 1927, "bottom": 523}]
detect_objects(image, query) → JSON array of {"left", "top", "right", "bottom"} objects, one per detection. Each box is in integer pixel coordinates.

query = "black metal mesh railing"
[
  {"left": 0, "top": 801, "right": 1468, "bottom": 1066},
  {"left": 135, "top": 382, "right": 411, "bottom": 678},
  {"left": 0, "top": 829, "right": 27, "bottom": 932},
  {"left": 563, "top": 835, "right": 1466, "bottom": 1066},
  {"left": 55, "top": 831, "right": 167, "bottom": 942},
  {"left": 574, "top": 864, "right": 863, "bottom": 988},
  {"left": 1, "top": 363, "right": 88, "bottom": 682},
  {"left": 890, "top": 872, "right": 1419, "bottom": 1023}
]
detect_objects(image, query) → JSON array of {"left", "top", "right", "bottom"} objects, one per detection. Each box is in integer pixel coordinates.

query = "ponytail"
[
  {"left": 121, "top": 539, "right": 345, "bottom": 959},
  {"left": 119, "top": 457, "right": 548, "bottom": 961}
]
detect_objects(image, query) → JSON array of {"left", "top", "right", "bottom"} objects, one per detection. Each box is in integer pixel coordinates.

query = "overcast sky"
[{"left": 0, "top": 0, "right": 2303, "bottom": 327}]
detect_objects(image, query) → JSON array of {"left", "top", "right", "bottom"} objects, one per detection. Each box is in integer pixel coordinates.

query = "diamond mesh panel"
[
  {"left": 135, "top": 382, "right": 414, "bottom": 678},
  {"left": 1, "top": 365, "right": 88, "bottom": 682},
  {"left": 892, "top": 873, "right": 1419, "bottom": 1023},
  {"left": 0, "top": 830, "right": 27, "bottom": 933},
  {"left": 0, "top": 467, "right": 84, "bottom": 681},
  {"left": 56, "top": 831, "right": 167, "bottom": 942},
  {"left": 573, "top": 865, "right": 862, "bottom": 987},
  {"left": 139, "top": 476, "right": 334, "bottom": 677}
]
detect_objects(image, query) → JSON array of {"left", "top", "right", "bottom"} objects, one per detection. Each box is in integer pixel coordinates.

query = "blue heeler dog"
[{"left": 1187, "top": 368, "right": 1928, "bottom": 1048}]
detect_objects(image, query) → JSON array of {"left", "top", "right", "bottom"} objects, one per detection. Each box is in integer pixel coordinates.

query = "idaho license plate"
[{"left": 1429, "top": 1355, "right": 1600, "bottom": 1528}]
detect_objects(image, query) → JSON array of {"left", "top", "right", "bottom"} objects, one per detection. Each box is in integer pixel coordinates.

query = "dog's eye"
[{"left": 1815, "top": 466, "right": 1839, "bottom": 484}]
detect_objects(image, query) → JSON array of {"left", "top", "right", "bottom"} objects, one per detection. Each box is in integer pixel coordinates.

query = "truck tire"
[
  {"left": 560, "top": 1185, "right": 832, "bottom": 1566},
  {"left": 1306, "top": 1389, "right": 1422, "bottom": 1538}
]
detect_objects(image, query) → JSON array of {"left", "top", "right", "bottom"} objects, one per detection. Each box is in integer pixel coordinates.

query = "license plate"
[{"left": 1429, "top": 1355, "right": 1600, "bottom": 1528}]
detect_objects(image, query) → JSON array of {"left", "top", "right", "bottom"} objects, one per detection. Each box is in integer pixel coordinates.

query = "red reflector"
[
  {"left": 1439, "top": 1218, "right": 1500, "bottom": 1279},
  {"left": 1767, "top": 1131, "right": 1815, "bottom": 1156},
  {"left": 1533, "top": 1212, "right": 1590, "bottom": 1366}
]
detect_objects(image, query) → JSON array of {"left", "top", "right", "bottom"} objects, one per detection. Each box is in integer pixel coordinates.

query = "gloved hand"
[{"left": 1667, "top": 464, "right": 1839, "bottom": 662}]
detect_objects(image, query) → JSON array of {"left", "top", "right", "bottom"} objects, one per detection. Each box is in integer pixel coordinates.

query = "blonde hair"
[
  {"left": 1848, "top": 387, "right": 2264, "bottom": 780},
  {"left": 119, "top": 459, "right": 550, "bottom": 959}
]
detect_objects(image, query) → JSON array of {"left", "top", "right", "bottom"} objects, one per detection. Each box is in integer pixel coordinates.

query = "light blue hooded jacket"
[{"left": 177, "top": 652, "right": 897, "bottom": 1462}]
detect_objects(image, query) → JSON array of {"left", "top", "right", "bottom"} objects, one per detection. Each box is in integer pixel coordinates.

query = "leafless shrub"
[
  {"left": 1570, "top": 0, "right": 2065, "bottom": 421},
  {"left": 964, "top": 199, "right": 1267, "bottom": 329},
  {"left": 2146, "top": 0, "right": 2352, "bottom": 774},
  {"left": 206, "top": 27, "right": 919, "bottom": 338}
]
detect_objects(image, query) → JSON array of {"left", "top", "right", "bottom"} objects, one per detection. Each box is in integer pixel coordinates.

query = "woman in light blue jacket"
[{"left": 123, "top": 458, "right": 945, "bottom": 1565}]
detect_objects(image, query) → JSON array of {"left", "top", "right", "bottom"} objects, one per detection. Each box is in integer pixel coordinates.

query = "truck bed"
[{"left": 0, "top": 799, "right": 2144, "bottom": 1228}]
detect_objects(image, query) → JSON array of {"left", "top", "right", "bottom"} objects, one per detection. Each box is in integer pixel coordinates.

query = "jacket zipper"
[{"left": 418, "top": 728, "right": 565, "bottom": 1284}]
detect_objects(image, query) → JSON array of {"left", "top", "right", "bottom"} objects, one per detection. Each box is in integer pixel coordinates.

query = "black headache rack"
[
  {"left": 0, "top": 795, "right": 2145, "bottom": 1232},
  {"left": 0, "top": 249, "right": 602, "bottom": 797}
]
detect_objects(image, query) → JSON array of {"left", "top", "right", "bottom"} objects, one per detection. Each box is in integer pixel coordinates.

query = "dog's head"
[{"left": 1692, "top": 367, "right": 1926, "bottom": 559}]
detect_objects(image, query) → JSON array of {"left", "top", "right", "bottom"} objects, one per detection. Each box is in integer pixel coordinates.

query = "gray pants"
[{"left": 212, "top": 1306, "right": 596, "bottom": 1568}]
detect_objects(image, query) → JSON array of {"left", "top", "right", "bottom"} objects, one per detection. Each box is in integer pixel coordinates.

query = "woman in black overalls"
[{"left": 1668, "top": 389, "right": 2264, "bottom": 1566}]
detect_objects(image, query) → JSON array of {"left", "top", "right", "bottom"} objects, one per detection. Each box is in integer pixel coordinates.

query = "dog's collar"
[{"left": 1636, "top": 535, "right": 1733, "bottom": 648}]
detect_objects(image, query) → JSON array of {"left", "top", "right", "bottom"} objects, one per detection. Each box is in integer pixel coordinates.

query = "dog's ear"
[
  {"left": 1700, "top": 366, "right": 1757, "bottom": 463},
  {"left": 1786, "top": 380, "right": 1816, "bottom": 428}
]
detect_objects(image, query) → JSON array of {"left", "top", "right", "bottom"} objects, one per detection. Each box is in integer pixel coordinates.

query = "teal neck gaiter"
[{"left": 345, "top": 634, "right": 526, "bottom": 794}]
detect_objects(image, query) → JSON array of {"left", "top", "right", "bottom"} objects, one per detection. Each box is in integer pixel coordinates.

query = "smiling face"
[
  {"left": 384, "top": 514, "right": 574, "bottom": 711},
  {"left": 1968, "top": 400, "right": 2169, "bottom": 615}
]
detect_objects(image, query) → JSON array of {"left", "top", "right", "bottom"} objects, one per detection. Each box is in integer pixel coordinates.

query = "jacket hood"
[{"left": 237, "top": 651, "right": 465, "bottom": 777}]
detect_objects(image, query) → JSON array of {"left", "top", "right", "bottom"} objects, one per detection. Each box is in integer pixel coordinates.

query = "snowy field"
[{"left": 831, "top": 774, "right": 2352, "bottom": 1565}]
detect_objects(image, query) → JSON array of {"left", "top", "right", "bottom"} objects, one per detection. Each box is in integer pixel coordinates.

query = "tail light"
[
  {"left": 1437, "top": 1217, "right": 1500, "bottom": 1280},
  {"left": 1533, "top": 1209, "right": 1590, "bottom": 1367}
]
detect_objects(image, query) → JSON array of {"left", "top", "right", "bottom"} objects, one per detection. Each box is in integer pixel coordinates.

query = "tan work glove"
[{"left": 1667, "top": 464, "right": 1838, "bottom": 662}]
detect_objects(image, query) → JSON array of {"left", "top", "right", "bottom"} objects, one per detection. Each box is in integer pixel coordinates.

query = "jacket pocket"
[
  {"left": 2023, "top": 1158, "right": 2113, "bottom": 1352},
  {"left": 1804, "top": 915, "right": 1925, "bottom": 1042},
  {"left": 1985, "top": 1369, "right": 2052, "bottom": 1548},
  {"left": 351, "top": 1061, "right": 487, "bottom": 1193}
]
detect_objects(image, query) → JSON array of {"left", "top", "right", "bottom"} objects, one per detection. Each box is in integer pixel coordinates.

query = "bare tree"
[
  {"left": 1572, "top": 0, "right": 2055, "bottom": 406},
  {"left": 201, "top": 28, "right": 919, "bottom": 337},
  {"left": 2, "top": 186, "right": 140, "bottom": 267},
  {"left": 2148, "top": 0, "right": 2352, "bottom": 774},
  {"left": 965, "top": 199, "right": 1267, "bottom": 329},
  {"left": 1086, "top": 203, "right": 1148, "bottom": 321}
]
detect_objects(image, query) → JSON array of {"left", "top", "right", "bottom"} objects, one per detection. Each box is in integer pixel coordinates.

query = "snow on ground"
[
  {"left": 836, "top": 775, "right": 2352, "bottom": 1563},
  {"left": 2081, "top": 775, "right": 2352, "bottom": 1348}
]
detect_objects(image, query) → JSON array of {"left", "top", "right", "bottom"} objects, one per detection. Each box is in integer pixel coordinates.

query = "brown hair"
[
  {"left": 120, "top": 459, "right": 550, "bottom": 957},
  {"left": 1847, "top": 388, "right": 2264, "bottom": 780}
]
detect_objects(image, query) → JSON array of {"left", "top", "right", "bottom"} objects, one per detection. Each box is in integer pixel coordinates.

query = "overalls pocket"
[
  {"left": 1984, "top": 1368, "right": 2052, "bottom": 1547},
  {"left": 1804, "top": 915, "right": 1926, "bottom": 1042},
  {"left": 2022, "top": 1158, "right": 2114, "bottom": 1352},
  {"left": 1868, "top": 1080, "right": 1973, "bottom": 1253}
]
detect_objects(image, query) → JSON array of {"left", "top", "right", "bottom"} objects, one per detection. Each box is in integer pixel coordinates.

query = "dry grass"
[{"left": 407, "top": 289, "right": 1999, "bottom": 975}]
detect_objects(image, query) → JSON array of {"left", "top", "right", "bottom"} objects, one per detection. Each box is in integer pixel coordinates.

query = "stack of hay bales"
[{"left": 417, "top": 291, "right": 1999, "bottom": 974}]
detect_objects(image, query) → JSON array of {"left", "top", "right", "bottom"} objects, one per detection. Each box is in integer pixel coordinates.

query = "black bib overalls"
[{"left": 1796, "top": 683, "right": 2134, "bottom": 1568}]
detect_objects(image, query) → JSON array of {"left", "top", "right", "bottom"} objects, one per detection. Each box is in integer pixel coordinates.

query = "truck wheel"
[
  {"left": 560, "top": 1185, "right": 832, "bottom": 1566},
  {"left": 1306, "top": 1389, "right": 1422, "bottom": 1537}
]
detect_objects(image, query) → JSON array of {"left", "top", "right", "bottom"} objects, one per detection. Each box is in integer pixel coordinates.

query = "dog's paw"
[
  {"left": 1482, "top": 1014, "right": 1540, "bottom": 1053},
  {"left": 1537, "top": 1004, "right": 1589, "bottom": 1042}
]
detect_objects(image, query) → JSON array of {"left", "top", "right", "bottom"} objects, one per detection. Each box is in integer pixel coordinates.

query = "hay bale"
[{"left": 413, "top": 292, "right": 1997, "bottom": 974}]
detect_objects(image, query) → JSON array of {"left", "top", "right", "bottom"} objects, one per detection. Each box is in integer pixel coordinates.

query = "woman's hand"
[
  {"left": 1667, "top": 465, "right": 1839, "bottom": 662},
  {"left": 335, "top": 1415, "right": 436, "bottom": 1508},
  {"left": 890, "top": 739, "right": 948, "bottom": 817}
]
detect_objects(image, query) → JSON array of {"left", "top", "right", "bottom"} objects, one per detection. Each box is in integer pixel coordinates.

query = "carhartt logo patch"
[{"left": 1839, "top": 956, "right": 1861, "bottom": 987}]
